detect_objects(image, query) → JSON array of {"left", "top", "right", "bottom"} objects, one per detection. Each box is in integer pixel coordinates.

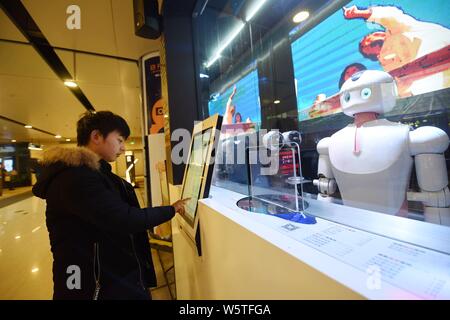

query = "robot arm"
[
  {"left": 313, "top": 137, "right": 337, "bottom": 197},
  {"left": 407, "top": 126, "right": 450, "bottom": 225}
]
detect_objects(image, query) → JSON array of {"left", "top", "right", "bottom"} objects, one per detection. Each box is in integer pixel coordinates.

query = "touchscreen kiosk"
[{"left": 178, "top": 114, "right": 223, "bottom": 255}]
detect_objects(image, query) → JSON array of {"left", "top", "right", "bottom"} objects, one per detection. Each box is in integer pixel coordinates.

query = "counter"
[{"left": 172, "top": 185, "right": 450, "bottom": 299}]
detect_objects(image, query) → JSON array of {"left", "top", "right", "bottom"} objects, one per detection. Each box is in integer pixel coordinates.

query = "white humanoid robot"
[{"left": 313, "top": 70, "right": 450, "bottom": 226}]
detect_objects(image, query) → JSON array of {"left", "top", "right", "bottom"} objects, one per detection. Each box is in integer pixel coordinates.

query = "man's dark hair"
[{"left": 77, "top": 111, "right": 130, "bottom": 146}]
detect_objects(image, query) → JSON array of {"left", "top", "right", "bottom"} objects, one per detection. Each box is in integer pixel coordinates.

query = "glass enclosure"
[{"left": 192, "top": 0, "right": 450, "bottom": 231}]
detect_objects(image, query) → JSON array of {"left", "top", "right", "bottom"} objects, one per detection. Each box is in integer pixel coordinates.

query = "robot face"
[{"left": 340, "top": 70, "right": 397, "bottom": 117}]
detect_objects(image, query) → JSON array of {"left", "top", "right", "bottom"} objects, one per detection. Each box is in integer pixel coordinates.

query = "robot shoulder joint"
[
  {"left": 409, "top": 126, "right": 449, "bottom": 155},
  {"left": 317, "top": 137, "right": 331, "bottom": 155}
]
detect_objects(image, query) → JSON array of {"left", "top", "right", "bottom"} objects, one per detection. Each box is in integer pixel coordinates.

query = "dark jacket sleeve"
[{"left": 57, "top": 167, "right": 175, "bottom": 234}]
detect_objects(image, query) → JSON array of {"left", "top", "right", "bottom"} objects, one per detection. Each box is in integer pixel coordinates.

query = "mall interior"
[{"left": 0, "top": 0, "right": 449, "bottom": 300}]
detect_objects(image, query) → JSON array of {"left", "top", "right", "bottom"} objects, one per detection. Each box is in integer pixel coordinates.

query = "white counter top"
[{"left": 199, "top": 186, "right": 450, "bottom": 300}]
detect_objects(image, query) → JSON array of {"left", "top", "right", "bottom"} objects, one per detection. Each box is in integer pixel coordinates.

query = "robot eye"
[
  {"left": 343, "top": 92, "right": 351, "bottom": 103},
  {"left": 360, "top": 88, "right": 372, "bottom": 99}
]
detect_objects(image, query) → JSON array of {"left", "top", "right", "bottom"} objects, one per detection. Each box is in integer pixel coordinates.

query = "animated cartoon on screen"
[
  {"left": 294, "top": 1, "right": 450, "bottom": 121},
  {"left": 223, "top": 86, "right": 252, "bottom": 126},
  {"left": 208, "top": 69, "right": 261, "bottom": 136},
  {"left": 344, "top": 4, "right": 450, "bottom": 97}
]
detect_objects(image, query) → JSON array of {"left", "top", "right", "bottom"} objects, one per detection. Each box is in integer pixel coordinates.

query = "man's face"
[{"left": 97, "top": 130, "right": 126, "bottom": 162}]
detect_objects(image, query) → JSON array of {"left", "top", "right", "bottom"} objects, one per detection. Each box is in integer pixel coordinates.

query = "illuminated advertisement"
[
  {"left": 208, "top": 69, "right": 261, "bottom": 127},
  {"left": 142, "top": 52, "right": 163, "bottom": 134}
]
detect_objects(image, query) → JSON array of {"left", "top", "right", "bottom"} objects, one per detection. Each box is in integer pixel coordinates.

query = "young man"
[{"left": 33, "top": 111, "right": 188, "bottom": 300}]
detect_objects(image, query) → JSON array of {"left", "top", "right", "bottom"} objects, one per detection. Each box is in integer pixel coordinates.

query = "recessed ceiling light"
[
  {"left": 55, "top": 135, "right": 62, "bottom": 139},
  {"left": 15, "top": 235, "right": 21, "bottom": 240},
  {"left": 31, "top": 267, "right": 39, "bottom": 273},
  {"left": 64, "top": 80, "right": 78, "bottom": 88},
  {"left": 24, "top": 125, "right": 32, "bottom": 129},
  {"left": 11, "top": 139, "right": 16, "bottom": 142},
  {"left": 65, "top": 138, "right": 71, "bottom": 142},
  {"left": 293, "top": 11, "right": 310, "bottom": 23},
  {"left": 274, "top": 100, "right": 281, "bottom": 104}
]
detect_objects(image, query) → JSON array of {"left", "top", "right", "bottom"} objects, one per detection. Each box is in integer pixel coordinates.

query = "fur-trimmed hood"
[
  {"left": 41, "top": 146, "right": 100, "bottom": 171},
  {"left": 33, "top": 147, "right": 101, "bottom": 199}
]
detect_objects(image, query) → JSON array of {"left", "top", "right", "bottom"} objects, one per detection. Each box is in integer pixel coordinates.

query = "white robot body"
[
  {"left": 313, "top": 70, "right": 450, "bottom": 225},
  {"left": 328, "top": 119, "right": 412, "bottom": 215}
]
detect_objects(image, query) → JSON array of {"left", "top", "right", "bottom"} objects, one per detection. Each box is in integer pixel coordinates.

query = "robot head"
[{"left": 339, "top": 70, "right": 397, "bottom": 117}]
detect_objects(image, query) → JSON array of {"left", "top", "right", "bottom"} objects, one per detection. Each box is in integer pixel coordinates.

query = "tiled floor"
[
  {"left": 0, "top": 187, "right": 175, "bottom": 300},
  {"left": 0, "top": 195, "right": 53, "bottom": 299},
  {"left": 0, "top": 186, "right": 33, "bottom": 209},
  {"left": 0, "top": 186, "right": 33, "bottom": 200}
]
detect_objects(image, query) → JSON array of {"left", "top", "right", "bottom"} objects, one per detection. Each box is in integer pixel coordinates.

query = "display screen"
[
  {"left": 181, "top": 128, "right": 213, "bottom": 225},
  {"left": 208, "top": 69, "right": 261, "bottom": 125},
  {"left": 291, "top": 0, "right": 450, "bottom": 121},
  {"left": 142, "top": 54, "right": 163, "bottom": 135}
]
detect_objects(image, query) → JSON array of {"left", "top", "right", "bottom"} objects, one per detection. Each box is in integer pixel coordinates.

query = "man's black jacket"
[{"left": 32, "top": 147, "right": 175, "bottom": 299}]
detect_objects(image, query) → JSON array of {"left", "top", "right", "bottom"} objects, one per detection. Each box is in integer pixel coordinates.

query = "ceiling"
[
  {"left": 0, "top": 0, "right": 161, "bottom": 144},
  {"left": 198, "top": 0, "right": 332, "bottom": 81}
]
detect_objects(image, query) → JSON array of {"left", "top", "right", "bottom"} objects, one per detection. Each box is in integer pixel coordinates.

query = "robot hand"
[
  {"left": 407, "top": 188, "right": 450, "bottom": 226},
  {"left": 313, "top": 177, "right": 337, "bottom": 196},
  {"left": 282, "top": 131, "right": 302, "bottom": 145}
]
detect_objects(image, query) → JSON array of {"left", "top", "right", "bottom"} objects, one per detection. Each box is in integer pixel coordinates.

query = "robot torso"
[{"left": 328, "top": 119, "right": 413, "bottom": 214}]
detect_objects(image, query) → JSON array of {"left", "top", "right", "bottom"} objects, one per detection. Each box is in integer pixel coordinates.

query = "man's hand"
[{"left": 172, "top": 198, "right": 191, "bottom": 216}]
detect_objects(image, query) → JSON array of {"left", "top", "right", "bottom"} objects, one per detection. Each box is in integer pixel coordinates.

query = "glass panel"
[{"left": 194, "top": 0, "right": 450, "bottom": 233}]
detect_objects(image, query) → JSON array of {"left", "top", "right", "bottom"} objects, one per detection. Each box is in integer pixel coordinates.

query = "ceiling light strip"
[
  {"left": 206, "top": 0, "right": 269, "bottom": 68},
  {"left": 0, "top": 115, "right": 59, "bottom": 137}
]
